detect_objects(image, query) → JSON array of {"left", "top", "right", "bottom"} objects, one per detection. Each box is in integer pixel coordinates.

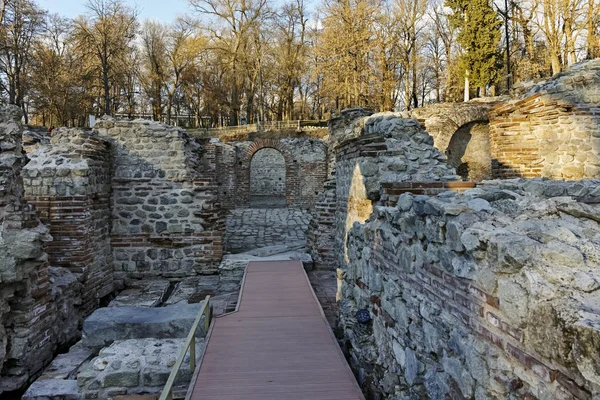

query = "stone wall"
[
  {"left": 332, "top": 111, "right": 459, "bottom": 272},
  {"left": 410, "top": 103, "right": 493, "bottom": 181},
  {"left": 213, "top": 137, "right": 328, "bottom": 210},
  {"left": 327, "top": 109, "right": 600, "bottom": 399},
  {"left": 23, "top": 128, "right": 114, "bottom": 314},
  {"left": 0, "top": 118, "right": 229, "bottom": 394},
  {"left": 339, "top": 182, "right": 600, "bottom": 399},
  {"left": 490, "top": 59, "right": 600, "bottom": 180},
  {"left": 0, "top": 106, "right": 81, "bottom": 393},
  {"left": 96, "top": 119, "right": 224, "bottom": 278}
]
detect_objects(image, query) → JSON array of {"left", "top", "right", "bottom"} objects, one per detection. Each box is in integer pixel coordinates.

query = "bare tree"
[
  {"left": 0, "top": 0, "right": 45, "bottom": 120},
  {"left": 273, "top": 0, "right": 308, "bottom": 120},
  {"left": 74, "top": 0, "right": 137, "bottom": 115},
  {"left": 140, "top": 21, "right": 167, "bottom": 121},
  {"left": 395, "top": 0, "right": 428, "bottom": 110},
  {"left": 189, "top": 0, "right": 270, "bottom": 125}
]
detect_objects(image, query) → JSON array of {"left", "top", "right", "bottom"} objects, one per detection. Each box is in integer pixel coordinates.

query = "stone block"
[
  {"left": 22, "top": 379, "right": 82, "bottom": 400},
  {"left": 78, "top": 338, "right": 200, "bottom": 399},
  {"left": 82, "top": 303, "right": 207, "bottom": 349}
]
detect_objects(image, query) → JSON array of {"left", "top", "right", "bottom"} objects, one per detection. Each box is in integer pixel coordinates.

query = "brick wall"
[
  {"left": 23, "top": 129, "right": 114, "bottom": 315},
  {"left": 410, "top": 103, "right": 493, "bottom": 181},
  {"left": 489, "top": 59, "right": 600, "bottom": 180},
  {"left": 213, "top": 137, "right": 328, "bottom": 210}
]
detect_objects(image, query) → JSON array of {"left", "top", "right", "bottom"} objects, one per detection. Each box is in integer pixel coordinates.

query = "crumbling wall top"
[
  {"left": 499, "top": 58, "right": 600, "bottom": 113},
  {"left": 94, "top": 118, "right": 203, "bottom": 181}
]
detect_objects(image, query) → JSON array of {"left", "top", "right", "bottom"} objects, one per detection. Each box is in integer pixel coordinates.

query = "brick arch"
[
  {"left": 411, "top": 103, "right": 490, "bottom": 153},
  {"left": 241, "top": 139, "right": 299, "bottom": 207},
  {"left": 245, "top": 138, "right": 295, "bottom": 163}
]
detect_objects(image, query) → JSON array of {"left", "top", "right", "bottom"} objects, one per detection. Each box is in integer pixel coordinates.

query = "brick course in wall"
[
  {"left": 214, "top": 137, "right": 328, "bottom": 210},
  {"left": 24, "top": 129, "right": 114, "bottom": 315},
  {"left": 380, "top": 181, "right": 476, "bottom": 206},
  {"left": 307, "top": 179, "right": 337, "bottom": 268},
  {"left": 342, "top": 191, "right": 600, "bottom": 399},
  {"left": 329, "top": 108, "right": 600, "bottom": 399},
  {"left": 95, "top": 119, "right": 225, "bottom": 278},
  {"left": 489, "top": 60, "right": 600, "bottom": 180}
]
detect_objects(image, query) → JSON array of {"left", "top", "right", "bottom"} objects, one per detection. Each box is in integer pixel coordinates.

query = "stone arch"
[
  {"left": 410, "top": 103, "right": 492, "bottom": 180},
  {"left": 242, "top": 139, "right": 299, "bottom": 207}
]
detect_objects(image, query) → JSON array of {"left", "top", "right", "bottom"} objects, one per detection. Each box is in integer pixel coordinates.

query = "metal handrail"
[{"left": 159, "top": 295, "right": 212, "bottom": 400}]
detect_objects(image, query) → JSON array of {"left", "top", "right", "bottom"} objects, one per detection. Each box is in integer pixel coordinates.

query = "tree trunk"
[
  {"left": 464, "top": 72, "right": 470, "bottom": 102},
  {"left": 404, "top": 63, "right": 411, "bottom": 110},
  {"left": 167, "top": 96, "right": 173, "bottom": 125},
  {"left": 102, "top": 60, "right": 110, "bottom": 115},
  {"left": 550, "top": 51, "right": 561, "bottom": 75}
]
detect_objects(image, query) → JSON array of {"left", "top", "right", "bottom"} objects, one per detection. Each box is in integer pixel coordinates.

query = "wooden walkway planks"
[{"left": 189, "top": 261, "right": 364, "bottom": 400}]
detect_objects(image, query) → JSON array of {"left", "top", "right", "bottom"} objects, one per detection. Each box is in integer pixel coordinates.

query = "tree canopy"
[{"left": 0, "top": 0, "right": 598, "bottom": 127}]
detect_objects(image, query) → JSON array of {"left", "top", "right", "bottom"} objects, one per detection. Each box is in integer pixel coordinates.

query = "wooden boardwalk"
[{"left": 188, "top": 261, "right": 364, "bottom": 400}]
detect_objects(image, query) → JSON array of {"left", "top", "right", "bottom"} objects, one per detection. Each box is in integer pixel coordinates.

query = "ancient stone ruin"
[{"left": 2, "top": 59, "right": 600, "bottom": 399}]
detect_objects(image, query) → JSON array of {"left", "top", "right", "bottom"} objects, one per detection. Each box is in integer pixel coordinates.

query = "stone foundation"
[{"left": 77, "top": 338, "right": 201, "bottom": 399}]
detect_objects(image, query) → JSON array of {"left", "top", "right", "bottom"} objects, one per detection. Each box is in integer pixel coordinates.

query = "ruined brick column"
[{"left": 23, "top": 128, "right": 114, "bottom": 315}]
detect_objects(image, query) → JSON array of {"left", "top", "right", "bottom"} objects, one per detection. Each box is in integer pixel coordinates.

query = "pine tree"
[{"left": 445, "top": 0, "right": 502, "bottom": 99}]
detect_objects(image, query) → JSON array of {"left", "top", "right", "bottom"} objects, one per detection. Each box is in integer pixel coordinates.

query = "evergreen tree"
[{"left": 446, "top": 0, "right": 502, "bottom": 98}]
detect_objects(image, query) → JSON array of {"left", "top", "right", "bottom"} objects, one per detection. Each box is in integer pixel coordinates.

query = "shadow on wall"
[
  {"left": 446, "top": 121, "right": 491, "bottom": 181},
  {"left": 411, "top": 103, "right": 493, "bottom": 182}
]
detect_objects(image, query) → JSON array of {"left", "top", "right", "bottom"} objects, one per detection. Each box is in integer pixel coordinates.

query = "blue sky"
[{"left": 39, "top": 0, "right": 194, "bottom": 22}]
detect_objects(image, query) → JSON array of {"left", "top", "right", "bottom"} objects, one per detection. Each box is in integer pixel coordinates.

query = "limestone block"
[
  {"left": 82, "top": 303, "right": 207, "bottom": 349},
  {"left": 22, "top": 379, "right": 81, "bottom": 400}
]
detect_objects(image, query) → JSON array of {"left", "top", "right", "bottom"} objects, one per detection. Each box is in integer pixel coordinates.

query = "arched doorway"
[
  {"left": 446, "top": 122, "right": 491, "bottom": 181},
  {"left": 250, "top": 148, "right": 286, "bottom": 207}
]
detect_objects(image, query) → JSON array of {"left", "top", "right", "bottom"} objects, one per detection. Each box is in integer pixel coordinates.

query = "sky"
[{"left": 39, "top": 0, "right": 194, "bottom": 23}]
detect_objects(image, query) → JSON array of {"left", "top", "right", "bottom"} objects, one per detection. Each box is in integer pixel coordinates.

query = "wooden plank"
[{"left": 188, "top": 261, "right": 364, "bottom": 400}]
